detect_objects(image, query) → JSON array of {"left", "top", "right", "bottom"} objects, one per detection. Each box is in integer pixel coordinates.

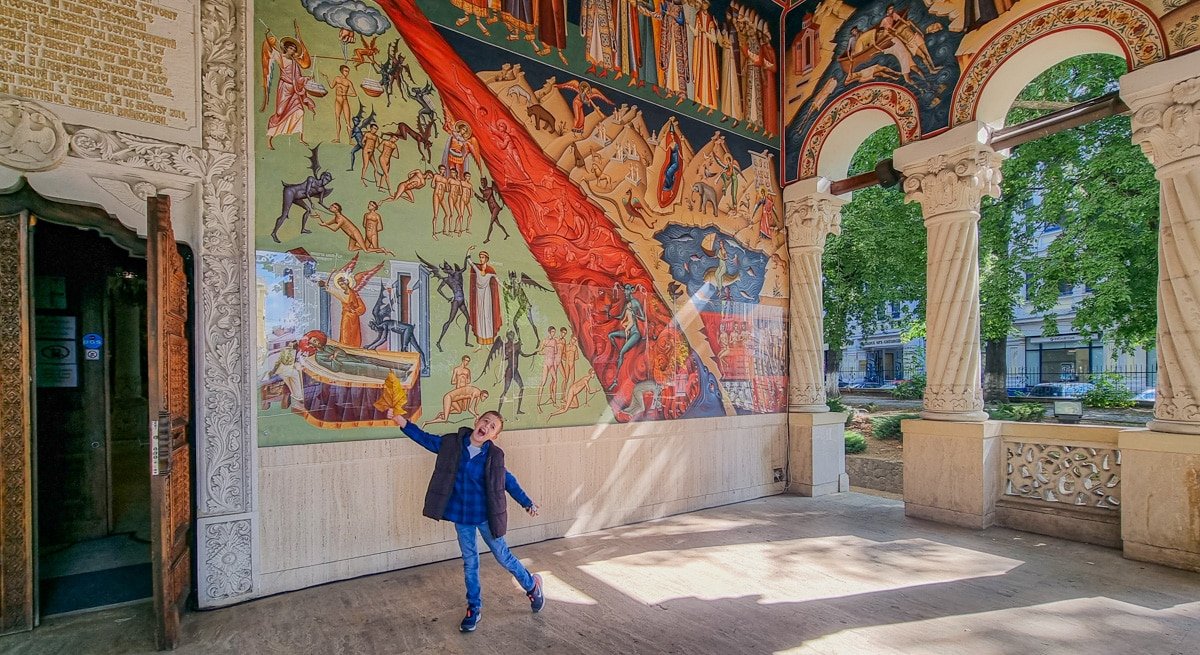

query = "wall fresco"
[
  {"left": 254, "top": 0, "right": 787, "bottom": 446},
  {"left": 782, "top": 0, "right": 1200, "bottom": 182}
]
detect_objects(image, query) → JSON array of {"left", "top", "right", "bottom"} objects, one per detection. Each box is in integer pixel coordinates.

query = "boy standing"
[{"left": 389, "top": 409, "right": 545, "bottom": 631}]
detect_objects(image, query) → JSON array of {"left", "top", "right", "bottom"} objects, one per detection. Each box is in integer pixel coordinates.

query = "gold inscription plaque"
[{"left": 0, "top": 0, "right": 198, "bottom": 141}]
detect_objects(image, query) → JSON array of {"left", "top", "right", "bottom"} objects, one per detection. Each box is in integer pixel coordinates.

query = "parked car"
[
  {"left": 846, "top": 380, "right": 898, "bottom": 391},
  {"left": 1135, "top": 387, "right": 1156, "bottom": 401},
  {"left": 847, "top": 381, "right": 884, "bottom": 389},
  {"left": 1027, "top": 382, "right": 1096, "bottom": 397}
]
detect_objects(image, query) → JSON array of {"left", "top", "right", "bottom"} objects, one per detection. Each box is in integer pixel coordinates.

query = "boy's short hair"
[{"left": 479, "top": 409, "right": 504, "bottom": 429}]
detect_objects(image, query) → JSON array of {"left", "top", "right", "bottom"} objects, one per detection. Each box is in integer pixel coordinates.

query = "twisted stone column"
[
  {"left": 894, "top": 123, "right": 1003, "bottom": 422},
  {"left": 1124, "top": 63, "right": 1200, "bottom": 435},
  {"left": 784, "top": 177, "right": 845, "bottom": 413}
]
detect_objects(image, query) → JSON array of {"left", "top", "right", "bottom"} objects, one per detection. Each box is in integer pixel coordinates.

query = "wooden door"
[
  {"left": 147, "top": 195, "right": 191, "bottom": 649},
  {"left": 0, "top": 210, "right": 33, "bottom": 635}
]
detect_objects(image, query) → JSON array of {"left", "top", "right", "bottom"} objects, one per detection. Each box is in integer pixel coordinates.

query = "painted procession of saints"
[{"left": 254, "top": 0, "right": 789, "bottom": 446}]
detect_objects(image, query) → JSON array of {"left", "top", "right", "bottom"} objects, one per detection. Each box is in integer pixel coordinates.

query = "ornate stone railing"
[
  {"left": 995, "top": 423, "right": 1123, "bottom": 548},
  {"left": 1003, "top": 441, "right": 1120, "bottom": 509}
]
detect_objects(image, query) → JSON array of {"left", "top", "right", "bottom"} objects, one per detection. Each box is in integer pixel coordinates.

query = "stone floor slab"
[{"left": 4, "top": 492, "right": 1198, "bottom": 654}]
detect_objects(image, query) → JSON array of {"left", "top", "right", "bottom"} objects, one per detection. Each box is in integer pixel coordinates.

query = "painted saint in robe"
[
  {"left": 469, "top": 250, "right": 503, "bottom": 346},
  {"left": 718, "top": 27, "right": 743, "bottom": 124},
  {"left": 760, "top": 29, "right": 779, "bottom": 137},
  {"left": 581, "top": 0, "right": 616, "bottom": 73},
  {"left": 536, "top": 0, "right": 568, "bottom": 63},
  {"left": 635, "top": 0, "right": 661, "bottom": 89},
  {"left": 658, "top": 0, "right": 690, "bottom": 99},
  {"left": 614, "top": 0, "right": 642, "bottom": 83},
  {"left": 501, "top": 0, "right": 536, "bottom": 45},
  {"left": 690, "top": 3, "right": 720, "bottom": 112},
  {"left": 742, "top": 29, "right": 765, "bottom": 132}
]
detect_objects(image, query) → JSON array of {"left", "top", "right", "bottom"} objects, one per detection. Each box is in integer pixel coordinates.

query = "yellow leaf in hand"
[{"left": 373, "top": 370, "right": 408, "bottom": 416}]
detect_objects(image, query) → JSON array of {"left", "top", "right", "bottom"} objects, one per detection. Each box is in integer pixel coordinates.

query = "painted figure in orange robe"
[
  {"left": 759, "top": 22, "right": 779, "bottom": 137},
  {"left": 335, "top": 276, "right": 367, "bottom": 347},
  {"left": 554, "top": 80, "right": 614, "bottom": 134},
  {"left": 324, "top": 254, "right": 385, "bottom": 348}
]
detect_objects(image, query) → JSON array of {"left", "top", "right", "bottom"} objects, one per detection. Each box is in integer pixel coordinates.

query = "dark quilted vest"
[{"left": 423, "top": 428, "right": 510, "bottom": 537}]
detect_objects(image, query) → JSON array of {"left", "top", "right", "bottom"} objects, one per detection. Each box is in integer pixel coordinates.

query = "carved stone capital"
[
  {"left": 784, "top": 191, "right": 845, "bottom": 251},
  {"left": 1129, "top": 78, "right": 1200, "bottom": 170},
  {"left": 1122, "top": 50, "right": 1200, "bottom": 172},
  {"left": 0, "top": 96, "right": 69, "bottom": 172},
  {"left": 900, "top": 146, "right": 1003, "bottom": 219}
]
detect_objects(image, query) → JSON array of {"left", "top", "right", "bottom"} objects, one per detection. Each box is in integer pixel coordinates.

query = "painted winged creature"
[
  {"left": 271, "top": 144, "right": 333, "bottom": 243},
  {"left": 502, "top": 271, "right": 552, "bottom": 346}
]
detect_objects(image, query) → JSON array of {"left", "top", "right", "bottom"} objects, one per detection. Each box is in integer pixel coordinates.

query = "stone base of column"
[
  {"left": 920, "top": 409, "right": 990, "bottom": 422},
  {"left": 1119, "top": 429, "right": 1200, "bottom": 573},
  {"left": 1145, "top": 418, "right": 1200, "bottom": 436},
  {"left": 902, "top": 419, "right": 1002, "bottom": 529},
  {"left": 787, "top": 411, "right": 849, "bottom": 497}
]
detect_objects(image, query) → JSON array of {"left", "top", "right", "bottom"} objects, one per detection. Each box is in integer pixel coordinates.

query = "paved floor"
[{"left": 5, "top": 492, "right": 1198, "bottom": 654}]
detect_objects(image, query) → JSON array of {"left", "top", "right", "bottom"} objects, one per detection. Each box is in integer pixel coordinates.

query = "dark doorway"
[{"left": 33, "top": 221, "right": 152, "bottom": 616}]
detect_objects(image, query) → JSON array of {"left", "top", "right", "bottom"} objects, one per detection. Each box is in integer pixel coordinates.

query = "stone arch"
[
  {"left": 797, "top": 83, "right": 921, "bottom": 181},
  {"left": 952, "top": 0, "right": 1166, "bottom": 127}
]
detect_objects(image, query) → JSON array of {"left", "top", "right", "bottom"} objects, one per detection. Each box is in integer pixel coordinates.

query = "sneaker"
[
  {"left": 527, "top": 573, "right": 545, "bottom": 613},
  {"left": 460, "top": 607, "right": 481, "bottom": 632}
]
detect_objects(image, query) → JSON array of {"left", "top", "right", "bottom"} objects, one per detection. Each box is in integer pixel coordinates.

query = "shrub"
[
  {"left": 871, "top": 413, "right": 920, "bottom": 440},
  {"left": 827, "top": 395, "right": 856, "bottom": 426},
  {"left": 1082, "top": 373, "right": 1135, "bottom": 408},
  {"left": 845, "top": 430, "right": 867, "bottom": 454},
  {"left": 987, "top": 403, "right": 1046, "bottom": 422},
  {"left": 891, "top": 374, "right": 926, "bottom": 399}
]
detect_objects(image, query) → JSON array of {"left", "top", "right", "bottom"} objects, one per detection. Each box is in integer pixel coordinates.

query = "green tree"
[
  {"left": 1005, "top": 55, "right": 1159, "bottom": 359},
  {"left": 823, "top": 126, "right": 926, "bottom": 395},
  {"left": 823, "top": 54, "right": 1157, "bottom": 402}
]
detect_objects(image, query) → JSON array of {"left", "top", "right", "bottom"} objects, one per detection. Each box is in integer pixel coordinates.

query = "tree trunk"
[
  {"left": 983, "top": 339, "right": 1008, "bottom": 404},
  {"left": 824, "top": 348, "right": 842, "bottom": 399}
]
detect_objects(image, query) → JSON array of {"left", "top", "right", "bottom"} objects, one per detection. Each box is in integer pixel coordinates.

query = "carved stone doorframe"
[
  {"left": 0, "top": 0, "right": 257, "bottom": 617},
  {"left": 0, "top": 183, "right": 151, "bottom": 634}
]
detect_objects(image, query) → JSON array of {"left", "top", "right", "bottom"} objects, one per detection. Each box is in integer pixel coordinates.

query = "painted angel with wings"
[
  {"left": 322, "top": 253, "right": 386, "bottom": 348},
  {"left": 260, "top": 20, "right": 316, "bottom": 149},
  {"left": 553, "top": 79, "right": 614, "bottom": 134}
]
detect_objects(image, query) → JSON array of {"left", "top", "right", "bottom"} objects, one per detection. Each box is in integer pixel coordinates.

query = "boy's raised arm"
[{"left": 388, "top": 410, "right": 442, "bottom": 454}]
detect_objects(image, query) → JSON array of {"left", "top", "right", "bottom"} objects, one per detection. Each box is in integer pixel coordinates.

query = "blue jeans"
[{"left": 455, "top": 522, "right": 534, "bottom": 610}]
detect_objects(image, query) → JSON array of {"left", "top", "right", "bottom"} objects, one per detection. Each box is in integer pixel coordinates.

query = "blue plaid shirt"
[{"left": 402, "top": 422, "right": 533, "bottom": 526}]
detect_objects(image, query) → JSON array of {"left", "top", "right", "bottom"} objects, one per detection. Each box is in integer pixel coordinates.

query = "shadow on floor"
[{"left": 3, "top": 493, "right": 1198, "bottom": 655}]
